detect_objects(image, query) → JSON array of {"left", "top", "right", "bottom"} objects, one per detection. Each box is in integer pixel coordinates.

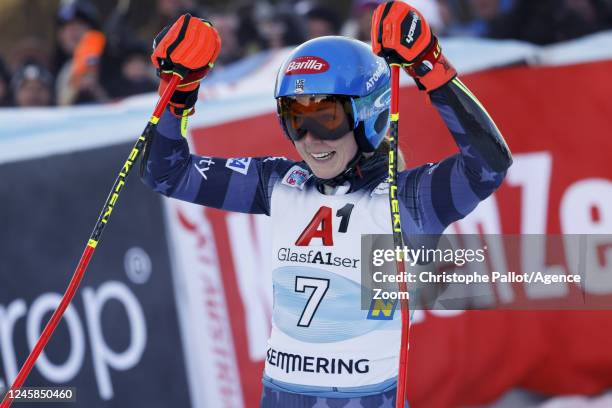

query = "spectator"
[
  {"left": 138, "top": 0, "right": 198, "bottom": 43},
  {"left": 210, "top": 13, "right": 243, "bottom": 66},
  {"left": 488, "top": 0, "right": 612, "bottom": 44},
  {"left": 0, "top": 58, "right": 12, "bottom": 107},
  {"left": 260, "top": 10, "right": 306, "bottom": 49},
  {"left": 99, "top": 0, "right": 160, "bottom": 100},
  {"left": 236, "top": 4, "right": 268, "bottom": 57},
  {"left": 349, "top": 0, "right": 381, "bottom": 41},
  {"left": 53, "top": 0, "right": 101, "bottom": 75},
  {"left": 53, "top": 1, "right": 113, "bottom": 105},
  {"left": 471, "top": 0, "right": 507, "bottom": 20},
  {"left": 104, "top": 42, "right": 158, "bottom": 98},
  {"left": 11, "top": 63, "right": 54, "bottom": 107},
  {"left": 444, "top": 0, "right": 513, "bottom": 37},
  {"left": 11, "top": 37, "right": 51, "bottom": 73},
  {"left": 305, "top": 6, "right": 343, "bottom": 39},
  {"left": 56, "top": 28, "right": 109, "bottom": 105},
  {"left": 157, "top": 0, "right": 197, "bottom": 20}
]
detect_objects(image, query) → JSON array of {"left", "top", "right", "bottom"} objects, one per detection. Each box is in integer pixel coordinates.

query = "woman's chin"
[{"left": 310, "top": 165, "right": 342, "bottom": 180}]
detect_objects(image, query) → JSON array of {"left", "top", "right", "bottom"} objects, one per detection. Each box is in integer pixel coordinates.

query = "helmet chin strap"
[{"left": 313, "top": 149, "right": 366, "bottom": 191}]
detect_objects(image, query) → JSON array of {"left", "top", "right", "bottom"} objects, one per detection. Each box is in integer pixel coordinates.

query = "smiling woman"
[
  {"left": 294, "top": 131, "right": 359, "bottom": 181},
  {"left": 141, "top": 4, "right": 512, "bottom": 407},
  {"left": 274, "top": 37, "right": 393, "bottom": 191}
]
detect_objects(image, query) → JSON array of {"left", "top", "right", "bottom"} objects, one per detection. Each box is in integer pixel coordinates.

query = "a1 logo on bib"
[{"left": 295, "top": 204, "right": 355, "bottom": 246}]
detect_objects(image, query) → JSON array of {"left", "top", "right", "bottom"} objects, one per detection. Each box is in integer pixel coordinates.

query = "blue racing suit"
[{"left": 141, "top": 79, "right": 512, "bottom": 408}]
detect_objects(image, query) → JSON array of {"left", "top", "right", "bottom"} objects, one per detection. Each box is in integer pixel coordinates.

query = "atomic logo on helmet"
[{"left": 366, "top": 60, "right": 387, "bottom": 91}]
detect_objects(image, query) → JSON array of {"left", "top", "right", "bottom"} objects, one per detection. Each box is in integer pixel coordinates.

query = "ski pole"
[
  {"left": 386, "top": 64, "right": 410, "bottom": 408},
  {"left": 0, "top": 73, "right": 182, "bottom": 408}
]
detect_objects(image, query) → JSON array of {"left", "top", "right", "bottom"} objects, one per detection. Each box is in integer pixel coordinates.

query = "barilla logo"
[{"left": 285, "top": 56, "right": 329, "bottom": 75}]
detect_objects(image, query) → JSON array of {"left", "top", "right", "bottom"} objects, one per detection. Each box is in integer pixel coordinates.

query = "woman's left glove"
[
  {"left": 371, "top": 1, "right": 456, "bottom": 92},
  {"left": 151, "top": 13, "right": 221, "bottom": 116}
]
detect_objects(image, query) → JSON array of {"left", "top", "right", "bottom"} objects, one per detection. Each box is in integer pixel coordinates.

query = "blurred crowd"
[{"left": 1, "top": 0, "right": 612, "bottom": 108}]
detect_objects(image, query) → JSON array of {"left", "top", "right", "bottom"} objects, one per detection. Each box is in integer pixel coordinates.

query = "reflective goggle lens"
[{"left": 278, "top": 95, "right": 354, "bottom": 141}]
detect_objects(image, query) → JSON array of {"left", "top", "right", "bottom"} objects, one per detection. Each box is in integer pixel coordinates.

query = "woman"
[{"left": 143, "top": 3, "right": 512, "bottom": 407}]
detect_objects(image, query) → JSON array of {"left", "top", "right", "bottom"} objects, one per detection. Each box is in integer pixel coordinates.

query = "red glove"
[
  {"left": 371, "top": 1, "right": 456, "bottom": 92},
  {"left": 151, "top": 14, "right": 221, "bottom": 116}
]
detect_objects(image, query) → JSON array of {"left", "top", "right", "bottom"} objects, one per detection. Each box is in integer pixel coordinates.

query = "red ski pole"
[
  {"left": 0, "top": 74, "right": 182, "bottom": 408},
  {"left": 386, "top": 64, "right": 411, "bottom": 408}
]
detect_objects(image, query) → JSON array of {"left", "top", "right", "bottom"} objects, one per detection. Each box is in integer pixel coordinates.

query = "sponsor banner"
[
  {"left": 162, "top": 202, "right": 249, "bottom": 408},
  {"left": 163, "top": 202, "right": 277, "bottom": 407},
  {"left": 0, "top": 143, "right": 190, "bottom": 407}
]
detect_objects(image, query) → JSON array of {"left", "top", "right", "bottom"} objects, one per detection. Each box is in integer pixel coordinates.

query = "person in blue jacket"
[{"left": 143, "top": 3, "right": 512, "bottom": 407}]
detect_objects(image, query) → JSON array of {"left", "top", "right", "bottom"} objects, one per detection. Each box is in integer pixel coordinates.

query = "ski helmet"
[{"left": 275, "top": 36, "right": 391, "bottom": 152}]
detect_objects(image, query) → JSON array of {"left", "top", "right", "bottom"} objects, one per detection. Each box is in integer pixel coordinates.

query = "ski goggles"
[{"left": 277, "top": 95, "right": 356, "bottom": 141}]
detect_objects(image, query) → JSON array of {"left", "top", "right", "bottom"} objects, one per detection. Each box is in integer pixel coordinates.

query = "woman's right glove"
[
  {"left": 371, "top": 1, "right": 456, "bottom": 92},
  {"left": 151, "top": 13, "right": 221, "bottom": 116}
]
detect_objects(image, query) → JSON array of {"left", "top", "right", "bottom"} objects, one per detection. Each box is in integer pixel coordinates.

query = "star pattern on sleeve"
[
  {"left": 381, "top": 393, "right": 395, "bottom": 408},
  {"left": 480, "top": 167, "right": 498, "bottom": 182},
  {"left": 154, "top": 180, "right": 172, "bottom": 194},
  {"left": 459, "top": 144, "right": 475, "bottom": 158},
  {"left": 164, "top": 149, "right": 184, "bottom": 166}
]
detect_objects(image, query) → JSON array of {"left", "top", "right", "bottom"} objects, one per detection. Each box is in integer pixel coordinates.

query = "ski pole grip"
[{"left": 151, "top": 73, "right": 182, "bottom": 122}]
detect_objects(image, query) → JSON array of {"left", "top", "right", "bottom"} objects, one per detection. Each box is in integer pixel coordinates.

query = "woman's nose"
[{"left": 303, "top": 132, "right": 322, "bottom": 144}]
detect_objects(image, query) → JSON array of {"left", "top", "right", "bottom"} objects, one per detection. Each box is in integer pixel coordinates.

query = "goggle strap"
[{"left": 350, "top": 98, "right": 359, "bottom": 128}]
